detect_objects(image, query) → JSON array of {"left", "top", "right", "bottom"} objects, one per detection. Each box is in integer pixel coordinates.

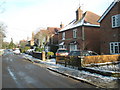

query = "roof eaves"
[
  {"left": 98, "top": 1, "right": 116, "bottom": 23},
  {"left": 84, "top": 24, "right": 100, "bottom": 27}
]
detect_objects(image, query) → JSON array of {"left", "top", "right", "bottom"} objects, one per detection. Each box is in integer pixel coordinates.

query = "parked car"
[
  {"left": 0, "top": 49, "right": 4, "bottom": 56},
  {"left": 68, "top": 50, "right": 98, "bottom": 56},
  {"left": 25, "top": 49, "right": 34, "bottom": 55},
  {"left": 56, "top": 48, "right": 69, "bottom": 57},
  {"left": 56, "top": 48, "right": 69, "bottom": 64},
  {"left": 13, "top": 49, "right": 20, "bottom": 55}
]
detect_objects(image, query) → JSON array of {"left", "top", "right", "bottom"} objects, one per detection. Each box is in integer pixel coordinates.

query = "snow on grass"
[{"left": 86, "top": 63, "right": 120, "bottom": 73}]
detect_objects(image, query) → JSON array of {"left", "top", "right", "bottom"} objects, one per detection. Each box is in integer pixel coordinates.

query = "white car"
[
  {"left": 13, "top": 49, "right": 20, "bottom": 55},
  {"left": 0, "top": 49, "right": 4, "bottom": 56}
]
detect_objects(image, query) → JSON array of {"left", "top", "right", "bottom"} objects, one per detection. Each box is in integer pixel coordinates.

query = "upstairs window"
[
  {"left": 62, "top": 32, "right": 65, "bottom": 40},
  {"left": 73, "top": 29, "right": 77, "bottom": 38},
  {"left": 112, "top": 14, "right": 120, "bottom": 28}
]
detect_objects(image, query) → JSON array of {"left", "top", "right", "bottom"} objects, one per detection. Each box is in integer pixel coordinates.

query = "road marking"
[
  {"left": 7, "top": 67, "right": 22, "bottom": 88},
  {"left": 7, "top": 67, "right": 17, "bottom": 81}
]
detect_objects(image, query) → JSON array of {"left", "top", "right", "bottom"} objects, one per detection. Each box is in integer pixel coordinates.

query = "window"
[
  {"left": 73, "top": 29, "right": 77, "bottom": 38},
  {"left": 70, "top": 44, "right": 77, "bottom": 51},
  {"left": 110, "top": 42, "right": 120, "bottom": 54},
  {"left": 62, "top": 32, "right": 65, "bottom": 40},
  {"left": 112, "top": 14, "right": 120, "bottom": 28}
]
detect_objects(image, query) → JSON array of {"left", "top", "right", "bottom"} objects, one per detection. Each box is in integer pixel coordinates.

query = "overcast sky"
[{"left": 0, "top": 0, "right": 114, "bottom": 43}]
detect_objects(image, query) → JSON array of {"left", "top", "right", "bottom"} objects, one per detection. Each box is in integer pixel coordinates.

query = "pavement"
[{"left": 22, "top": 53, "right": 120, "bottom": 89}]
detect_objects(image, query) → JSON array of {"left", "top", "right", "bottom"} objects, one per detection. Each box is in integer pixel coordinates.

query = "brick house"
[
  {"left": 98, "top": 1, "right": 120, "bottom": 54},
  {"left": 58, "top": 7, "right": 101, "bottom": 54},
  {"left": 45, "top": 27, "right": 61, "bottom": 53},
  {"left": 34, "top": 27, "right": 61, "bottom": 53}
]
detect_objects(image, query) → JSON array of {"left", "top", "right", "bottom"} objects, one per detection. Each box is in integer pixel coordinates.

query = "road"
[{"left": 2, "top": 50, "right": 97, "bottom": 88}]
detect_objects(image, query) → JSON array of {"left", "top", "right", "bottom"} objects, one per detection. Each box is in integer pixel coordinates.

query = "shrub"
[
  {"left": 35, "top": 47, "right": 44, "bottom": 52},
  {"left": 47, "top": 52, "right": 54, "bottom": 56},
  {"left": 46, "top": 52, "right": 54, "bottom": 59},
  {"left": 20, "top": 46, "right": 30, "bottom": 53}
]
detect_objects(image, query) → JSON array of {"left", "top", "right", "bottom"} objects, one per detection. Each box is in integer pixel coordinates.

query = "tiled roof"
[
  {"left": 47, "top": 27, "right": 61, "bottom": 34},
  {"left": 34, "top": 27, "right": 61, "bottom": 38},
  {"left": 84, "top": 11, "right": 100, "bottom": 25},
  {"left": 59, "top": 11, "right": 100, "bottom": 32}
]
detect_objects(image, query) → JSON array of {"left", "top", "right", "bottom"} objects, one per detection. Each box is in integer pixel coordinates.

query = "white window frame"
[
  {"left": 70, "top": 44, "right": 77, "bottom": 52},
  {"left": 110, "top": 42, "right": 120, "bottom": 54},
  {"left": 62, "top": 32, "right": 65, "bottom": 40},
  {"left": 112, "top": 14, "right": 120, "bottom": 28},
  {"left": 73, "top": 29, "right": 77, "bottom": 38}
]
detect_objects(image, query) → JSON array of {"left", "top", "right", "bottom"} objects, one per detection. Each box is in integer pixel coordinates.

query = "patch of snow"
[{"left": 86, "top": 63, "right": 120, "bottom": 73}]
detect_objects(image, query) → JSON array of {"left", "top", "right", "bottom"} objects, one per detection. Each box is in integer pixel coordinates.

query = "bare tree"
[
  {"left": 0, "top": 22, "right": 7, "bottom": 49},
  {"left": 0, "top": 0, "right": 6, "bottom": 13},
  {"left": 34, "top": 29, "right": 48, "bottom": 48}
]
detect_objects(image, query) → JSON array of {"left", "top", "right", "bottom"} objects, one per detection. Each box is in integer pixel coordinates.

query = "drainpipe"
[{"left": 82, "top": 24, "right": 85, "bottom": 50}]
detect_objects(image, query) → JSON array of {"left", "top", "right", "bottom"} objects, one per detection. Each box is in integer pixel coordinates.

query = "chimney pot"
[{"left": 60, "top": 22, "right": 64, "bottom": 28}]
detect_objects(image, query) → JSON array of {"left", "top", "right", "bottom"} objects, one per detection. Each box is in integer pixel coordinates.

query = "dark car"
[{"left": 68, "top": 50, "right": 98, "bottom": 56}]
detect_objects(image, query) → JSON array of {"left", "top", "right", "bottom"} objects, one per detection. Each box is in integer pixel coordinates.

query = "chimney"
[
  {"left": 32, "top": 31, "right": 34, "bottom": 40},
  {"left": 60, "top": 22, "right": 64, "bottom": 29},
  {"left": 76, "top": 7, "right": 83, "bottom": 21}
]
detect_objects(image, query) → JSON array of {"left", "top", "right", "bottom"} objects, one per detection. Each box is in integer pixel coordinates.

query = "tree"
[
  {"left": 34, "top": 29, "right": 48, "bottom": 48},
  {"left": 0, "top": 22, "right": 7, "bottom": 49},
  {"left": 0, "top": 1, "right": 6, "bottom": 49},
  {"left": 0, "top": 0, "right": 6, "bottom": 13},
  {"left": 2, "top": 42, "right": 9, "bottom": 49},
  {"left": 8, "top": 38, "right": 16, "bottom": 49}
]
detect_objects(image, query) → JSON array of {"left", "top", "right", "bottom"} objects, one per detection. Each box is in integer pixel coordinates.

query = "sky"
[{"left": 0, "top": 0, "right": 114, "bottom": 43}]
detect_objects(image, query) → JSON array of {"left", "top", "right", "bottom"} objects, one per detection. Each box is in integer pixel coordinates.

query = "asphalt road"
[{"left": 2, "top": 50, "right": 97, "bottom": 88}]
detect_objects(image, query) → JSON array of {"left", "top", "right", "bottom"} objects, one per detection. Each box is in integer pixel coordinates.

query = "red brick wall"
[
  {"left": 84, "top": 26, "right": 100, "bottom": 54},
  {"left": 58, "top": 26, "right": 100, "bottom": 54},
  {"left": 100, "top": 2, "right": 120, "bottom": 54}
]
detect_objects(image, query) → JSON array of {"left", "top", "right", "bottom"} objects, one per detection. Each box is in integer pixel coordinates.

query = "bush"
[
  {"left": 47, "top": 52, "right": 54, "bottom": 56},
  {"left": 20, "top": 46, "right": 30, "bottom": 53},
  {"left": 35, "top": 47, "right": 44, "bottom": 52},
  {"left": 46, "top": 52, "right": 54, "bottom": 59}
]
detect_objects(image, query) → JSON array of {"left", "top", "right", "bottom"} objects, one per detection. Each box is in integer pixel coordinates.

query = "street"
[{"left": 2, "top": 50, "right": 96, "bottom": 88}]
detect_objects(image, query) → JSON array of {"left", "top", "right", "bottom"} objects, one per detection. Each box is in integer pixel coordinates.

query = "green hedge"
[
  {"left": 20, "top": 46, "right": 30, "bottom": 53},
  {"left": 35, "top": 47, "right": 44, "bottom": 52}
]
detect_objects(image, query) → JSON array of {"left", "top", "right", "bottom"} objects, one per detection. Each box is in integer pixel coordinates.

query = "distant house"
[
  {"left": 58, "top": 7, "right": 101, "bottom": 54},
  {"left": 34, "top": 27, "right": 61, "bottom": 53},
  {"left": 98, "top": 1, "right": 120, "bottom": 54},
  {"left": 44, "top": 27, "right": 61, "bottom": 53}
]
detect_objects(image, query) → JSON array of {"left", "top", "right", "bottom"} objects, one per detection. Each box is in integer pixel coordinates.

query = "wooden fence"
[
  {"left": 83, "top": 54, "right": 120, "bottom": 65},
  {"left": 56, "top": 54, "right": 120, "bottom": 69}
]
